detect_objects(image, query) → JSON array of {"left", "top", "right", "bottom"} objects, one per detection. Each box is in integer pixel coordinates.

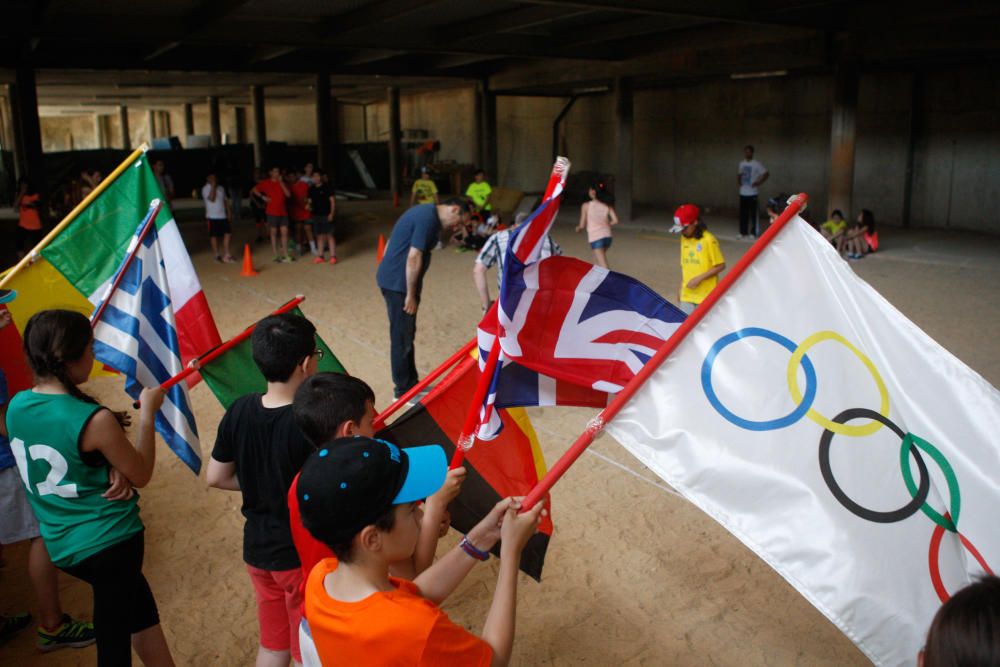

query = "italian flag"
[
  {"left": 199, "top": 306, "right": 346, "bottom": 409},
  {"left": 0, "top": 149, "right": 221, "bottom": 393}
]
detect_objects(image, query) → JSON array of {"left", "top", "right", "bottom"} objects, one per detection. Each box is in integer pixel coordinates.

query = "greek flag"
[{"left": 91, "top": 207, "right": 202, "bottom": 474}]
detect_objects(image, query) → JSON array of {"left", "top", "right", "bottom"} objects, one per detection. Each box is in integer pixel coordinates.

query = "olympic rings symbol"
[{"left": 701, "top": 327, "right": 993, "bottom": 602}]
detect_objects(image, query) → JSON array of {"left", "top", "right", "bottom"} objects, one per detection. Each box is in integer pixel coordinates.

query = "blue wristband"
[{"left": 460, "top": 536, "right": 490, "bottom": 561}]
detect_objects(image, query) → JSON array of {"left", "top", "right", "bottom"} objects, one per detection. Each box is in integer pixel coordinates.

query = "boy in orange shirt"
[{"left": 297, "top": 436, "right": 545, "bottom": 667}]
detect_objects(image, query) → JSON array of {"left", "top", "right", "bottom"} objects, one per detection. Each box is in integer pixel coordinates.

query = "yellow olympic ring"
[{"left": 786, "top": 331, "right": 890, "bottom": 437}]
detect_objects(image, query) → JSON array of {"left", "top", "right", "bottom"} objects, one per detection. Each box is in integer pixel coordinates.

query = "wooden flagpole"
[
  {"left": 0, "top": 145, "right": 149, "bottom": 290},
  {"left": 520, "top": 194, "right": 810, "bottom": 511}
]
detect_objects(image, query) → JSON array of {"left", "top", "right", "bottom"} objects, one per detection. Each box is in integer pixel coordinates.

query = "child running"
[
  {"left": 576, "top": 181, "right": 618, "bottom": 268},
  {"left": 206, "top": 312, "right": 322, "bottom": 667},
  {"left": 5, "top": 309, "right": 174, "bottom": 666},
  {"left": 297, "top": 435, "right": 545, "bottom": 666}
]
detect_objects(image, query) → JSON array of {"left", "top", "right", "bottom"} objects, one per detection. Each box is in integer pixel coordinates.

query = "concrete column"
[
  {"left": 615, "top": 76, "right": 634, "bottom": 222},
  {"left": 481, "top": 83, "right": 498, "bottom": 183},
  {"left": 183, "top": 102, "right": 194, "bottom": 138},
  {"left": 147, "top": 109, "right": 156, "bottom": 142},
  {"left": 315, "top": 72, "right": 333, "bottom": 170},
  {"left": 160, "top": 111, "right": 171, "bottom": 137},
  {"left": 94, "top": 114, "right": 105, "bottom": 148},
  {"left": 119, "top": 105, "right": 131, "bottom": 150},
  {"left": 12, "top": 65, "right": 45, "bottom": 217},
  {"left": 6, "top": 85, "right": 25, "bottom": 180},
  {"left": 828, "top": 62, "right": 858, "bottom": 219},
  {"left": 251, "top": 85, "right": 267, "bottom": 168},
  {"left": 234, "top": 106, "right": 247, "bottom": 144},
  {"left": 208, "top": 96, "right": 221, "bottom": 146},
  {"left": 474, "top": 82, "right": 484, "bottom": 168},
  {"left": 387, "top": 86, "right": 401, "bottom": 198},
  {"left": 901, "top": 71, "right": 922, "bottom": 229}
]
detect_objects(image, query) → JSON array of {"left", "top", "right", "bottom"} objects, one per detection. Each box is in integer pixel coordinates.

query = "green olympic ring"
[{"left": 900, "top": 433, "right": 961, "bottom": 532}]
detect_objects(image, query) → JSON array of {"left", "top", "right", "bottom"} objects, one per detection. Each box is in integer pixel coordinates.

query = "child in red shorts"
[{"left": 207, "top": 312, "right": 323, "bottom": 666}]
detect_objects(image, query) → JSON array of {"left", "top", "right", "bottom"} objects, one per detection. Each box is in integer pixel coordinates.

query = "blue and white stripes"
[{"left": 91, "top": 215, "right": 201, "bottom": 474}]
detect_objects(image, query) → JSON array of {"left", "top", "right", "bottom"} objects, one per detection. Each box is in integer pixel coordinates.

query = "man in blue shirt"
[{"left": 376, "top": 198, "right": 468, "bottom": 398}]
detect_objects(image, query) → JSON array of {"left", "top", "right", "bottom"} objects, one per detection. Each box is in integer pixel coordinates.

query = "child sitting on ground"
[
  {"left": 820, "top": 209, "right": 847, "bottom": 252},
  {"left": 297, "top": 435, "right": 545, "bottom": 666},
  {"left": 843, "top": 209, "right": 878, "bottom": 260},
  {"left": 207, "top": 312, "right": 323, "bottom": 667},
  {"left": 287, "top": 372, "right": 466, "bottom": 666}
]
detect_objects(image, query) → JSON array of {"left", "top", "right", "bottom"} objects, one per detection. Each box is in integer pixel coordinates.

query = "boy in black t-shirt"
[
  {"left": 207, "top": 313, "right": 321, "bottom": 667},
  {"left": 308, "top": 168, "right": 337, "bottom": 265}
]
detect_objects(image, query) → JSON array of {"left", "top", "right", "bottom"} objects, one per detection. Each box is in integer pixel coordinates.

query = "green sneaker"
[
  {"left": 36, "top": 614, "right": 96, "bottom": 652},
  {"left": 0, "top": 612, "right": 32, "bottom": 645}
]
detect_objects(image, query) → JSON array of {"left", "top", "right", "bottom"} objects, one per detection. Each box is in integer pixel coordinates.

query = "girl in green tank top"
[{"left": 7, "top": 310, "right": 175, "bottom": 666}]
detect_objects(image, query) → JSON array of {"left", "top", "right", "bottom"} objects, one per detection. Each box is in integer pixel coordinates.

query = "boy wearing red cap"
[
  {"left": 297, "top": 437, "right": 545, "bottom": 666},
  {"left": 671, "top": 204, "right": 726, "bottom": 315}
]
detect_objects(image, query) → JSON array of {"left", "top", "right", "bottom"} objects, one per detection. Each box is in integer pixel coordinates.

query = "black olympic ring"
[{"left": 818, "top": 408, "right": 930, "bottom": 524}]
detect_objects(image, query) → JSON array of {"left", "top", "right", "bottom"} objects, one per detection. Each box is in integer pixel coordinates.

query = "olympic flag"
[{"left": 605, "top": 214, "right": 998, "bottom": 666}]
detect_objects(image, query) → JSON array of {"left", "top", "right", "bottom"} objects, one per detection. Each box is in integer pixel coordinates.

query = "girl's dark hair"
[
  {"left": 860, "top": 209, "right": 876, "bottom": 233},
  {"left": 592, "top": 181, "right": 615, "bottom": 205},
  {"left": 831, "top": 209, "right": 844, "bottom": 219},
  {"left": 690, "top": 220, "right": 707, "bottom": 240},
  {"left": 923, "top": 575, "right": 1000, "bottom": 667},
  {"left": 23, "top": 310, "right": 125, "bottom": 426}
]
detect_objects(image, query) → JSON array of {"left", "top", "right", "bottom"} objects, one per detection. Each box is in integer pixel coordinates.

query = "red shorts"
[{"left": 246, "top": 565, "right": 304, "bottom": 662}]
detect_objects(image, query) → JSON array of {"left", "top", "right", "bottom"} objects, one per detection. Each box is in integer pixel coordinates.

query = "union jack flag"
[{"left": 473, "top": 157, "right": 685, "bottom": 440}]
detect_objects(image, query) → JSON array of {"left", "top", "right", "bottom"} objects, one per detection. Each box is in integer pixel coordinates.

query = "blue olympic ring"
[{"left": 701, "top": 327, "right": 817, "bottom": 431}]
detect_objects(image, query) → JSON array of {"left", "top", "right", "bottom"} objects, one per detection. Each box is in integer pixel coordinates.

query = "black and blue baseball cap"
[
  {"left": 0, "top": 289, "right": 17, "bottom": 304},
  {"left": 297, "top": 436, "right": 447, "bottom": 547}
]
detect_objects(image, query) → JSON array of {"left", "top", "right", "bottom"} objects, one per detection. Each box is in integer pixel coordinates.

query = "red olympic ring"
[{"left": 927, "top": 513, "right": 994, "bottom": 603}]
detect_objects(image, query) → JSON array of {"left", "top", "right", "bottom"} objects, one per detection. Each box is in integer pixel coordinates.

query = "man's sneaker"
[
  {"left": 37, "top": 614, "right": 96, "bottom": 652},
  {"left": 328, "top": 256, "right": 338, "bottom": 265},
  {"left": 0, "top": 612, "right": 32, "bottom": 645}
]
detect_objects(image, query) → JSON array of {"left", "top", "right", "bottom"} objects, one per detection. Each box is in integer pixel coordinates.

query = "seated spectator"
[
  {"left": 844, "top": 209, "right": 877, "bottom": 260},
  {"left": 820, "top": 210, "right": 848, "bottom": 252},
  {"left": 765, "top": 193, "right": 789, "bottom": 225}
]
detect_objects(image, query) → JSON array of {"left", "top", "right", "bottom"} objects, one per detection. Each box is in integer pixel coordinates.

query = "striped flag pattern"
[{"left": 91, "top": 216, "right": 201, "bottom": 474}]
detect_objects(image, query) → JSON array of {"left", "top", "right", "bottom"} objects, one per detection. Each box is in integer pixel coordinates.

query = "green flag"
[{"left": 200, "top": 307, "right": 346, "bottom": 409}]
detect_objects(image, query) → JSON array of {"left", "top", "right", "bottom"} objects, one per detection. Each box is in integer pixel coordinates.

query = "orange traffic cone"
[
  {"left": 376, "top": 234, "right": 387, "bottom": 264},
  {"left": 240, "top": 243, "right": 258, "bottom": 277}
]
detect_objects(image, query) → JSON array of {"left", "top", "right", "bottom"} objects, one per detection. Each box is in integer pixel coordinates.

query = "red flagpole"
[
  {"left": 449, "top": 160, "right": 569, "bottom": 469},
  {"left": 132, "top": 295, "right": 306, "bottom": 407},
  {"left": 373, "top": 338, "right": 476, "bottom": 431},
  {"left": 90, "top": 200, "right": 162, "bottom": 328},
  {"left": 521, "top": 193, "right": 810, "bottom": 511}
]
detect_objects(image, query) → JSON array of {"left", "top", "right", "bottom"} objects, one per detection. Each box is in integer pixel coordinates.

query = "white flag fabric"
[
  {"left": 606, "top": 216, "right": 999, "bottom": 666},
  {"left": 92, "top": 218, "right": 202, "bottom": 473}
]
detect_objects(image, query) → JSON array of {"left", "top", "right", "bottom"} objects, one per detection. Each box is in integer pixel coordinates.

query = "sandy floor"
[{"left": 3, "top": 200, "right": 999, "bottom": 666}]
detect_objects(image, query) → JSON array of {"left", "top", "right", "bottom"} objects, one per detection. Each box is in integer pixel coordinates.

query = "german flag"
[{"left": 377, "top": 355, "right": 554, "bottom": 581}]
